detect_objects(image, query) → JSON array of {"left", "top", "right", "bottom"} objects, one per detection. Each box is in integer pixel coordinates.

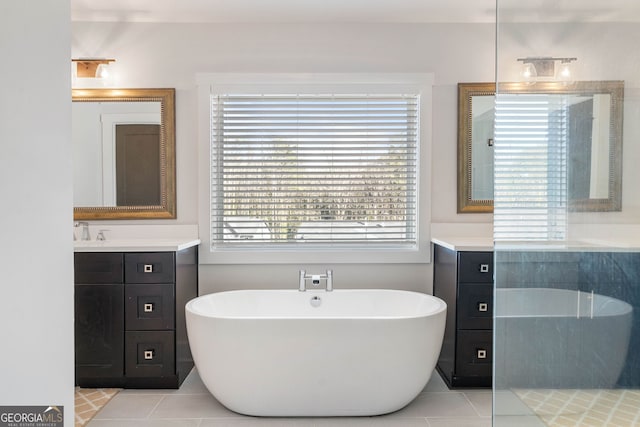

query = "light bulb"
[
  {"left": 558, "top": 62, "right": 571, "bottom": 80},
  {"left": 522, "top": 62, "right": 537, "bottom": 84},
  {"left": 96, "top": 63, "right": 110, "bottom": 79}
]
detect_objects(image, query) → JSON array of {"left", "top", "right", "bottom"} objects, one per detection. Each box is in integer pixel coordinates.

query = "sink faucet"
[
  {"left": 75, "top": 222, "right": 91, "bottom": 241},
  {"left": 299, "top": 269, "right": 333, "bottom": 292}
]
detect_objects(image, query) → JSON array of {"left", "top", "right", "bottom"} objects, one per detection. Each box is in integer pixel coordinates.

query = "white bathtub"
[
  {"left": 185, "top": 289, "right": 446, "bottom": 416},
  {"left": 495, "top": 288, "right": 633, "bottom": 388}
]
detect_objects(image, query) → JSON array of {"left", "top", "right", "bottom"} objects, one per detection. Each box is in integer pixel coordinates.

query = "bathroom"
[{"left": 2, "top": 1, "right": 640, "bottom": 426}]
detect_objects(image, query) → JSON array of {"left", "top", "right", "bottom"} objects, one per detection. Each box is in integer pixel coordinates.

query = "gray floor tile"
[
  {"left": 390, "top": 392, "right": 478, "bottom": 418},
  {"left": 88, "top": 420, "right": 200, "bottom": 427},
  {"left": 119, "top": 369, "right": 209, "bottom": 396},
  {"left": 493, "top": 414, "right": 547, "bottom": 427},
  {"left": 421, "top": 371, "right": 449, "bottom": 393},
  {"left": 427, "top": 418, "right": 492, "bottom": 427},
  {"left": 199, "top": 417, "right": 430, "bottom": 427},
  {"left": 173, "top": 368, "right": 210, "bottom": 395},
  {"left": 93, "top": 393, "right": 165, "bottom": 419},
  {"left": 150, "top": 393, "right": 242, "bottom": 419},
  {"left": 119, "top": 389, "right": 175, "bottom": 395},
  {"left": 493, "top": 390, "right": 536, "bottom": 416},
  {"left": 87, "top": 369, "right": 492, "bottom": 426},
  {"left": 316, "top": 417, "right": 429, "bottom": 426},
  {"left": 463, "top": 391, "right": 492, "bottom": 417},
  {"left": 200, "top": 418, "right": 316, "bottom": 427}
]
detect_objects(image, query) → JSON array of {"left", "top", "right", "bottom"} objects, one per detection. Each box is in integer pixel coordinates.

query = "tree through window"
[{"left": 210, "top": 94, "right": 419, "bottom": 248}]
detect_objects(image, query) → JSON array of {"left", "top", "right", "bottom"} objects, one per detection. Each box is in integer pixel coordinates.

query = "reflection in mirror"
[
  {"left": 470, "top": 95, "right": 495, "bottom": 201},
  {"left": 458, "top": 81, "right": 623, "bottom": 213},
  {"left": 72, "top": 88, "right": 176, "bottom": 220}
]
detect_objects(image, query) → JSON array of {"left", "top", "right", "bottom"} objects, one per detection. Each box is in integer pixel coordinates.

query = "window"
[
  {"left": 210, "top": 93, "right": 419, "bottom": 248},
  {"left": 494, "top": 93, "right": 568, "bottom": 241},
  {"left": 198, "top": 73, "right": 432, "bottom": 263}
]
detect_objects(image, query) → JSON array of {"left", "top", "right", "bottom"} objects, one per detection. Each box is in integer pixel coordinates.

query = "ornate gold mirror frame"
[
  {"left": 72, "top": 88, "right": 176, "bottom": 220},
  {"left": 458, "top": 81, "right": 624, "bottom": 213},
  {"left": 458, "top": 83, "right": 495, "bottom": 213}
]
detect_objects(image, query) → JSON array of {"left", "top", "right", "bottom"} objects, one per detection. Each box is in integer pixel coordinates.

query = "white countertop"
[
  {"left": 431, "top": 237, "right": 494, "bottom": 252},
  {"left": 431, "top": 236, "right": 640, "bottom": 252},
  {"left": 74, "top": 238, "right": 200, "bottom": 252}
]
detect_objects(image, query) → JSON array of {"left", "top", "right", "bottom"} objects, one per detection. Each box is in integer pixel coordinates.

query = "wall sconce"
[
  {"left": 72, "top": 58, "right": 115, "bottom": 79},
  {"left": 517, "top": 57, "right": 577, "bottom": 84}
]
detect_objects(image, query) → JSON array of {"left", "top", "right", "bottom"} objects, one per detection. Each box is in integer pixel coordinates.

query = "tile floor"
[
  {"left": 75, "top": 388, "right": 120, "bottom": 426},
  {"left": 514, "top": 388, "right": 640, "bottom": 427},
  {"left": 86, "top": 369, "right": 492, "bottom": 427}
]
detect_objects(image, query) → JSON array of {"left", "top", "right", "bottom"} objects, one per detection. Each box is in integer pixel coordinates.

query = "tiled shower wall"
[{"left": 495, "top": 250, "right": 640, "bottom": 388}]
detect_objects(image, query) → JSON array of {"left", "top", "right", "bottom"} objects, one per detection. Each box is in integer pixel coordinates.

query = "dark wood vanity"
[
  {"left": 74, "top": 245, "right": 198, "bottom": 388},
  {"left": 433, "top": 240, "right": 493, "bottom": 388}
]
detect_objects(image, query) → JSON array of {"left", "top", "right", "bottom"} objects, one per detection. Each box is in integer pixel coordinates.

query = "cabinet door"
[
  {"left": 125, "top": 253, "right": 175, "bottom": 284},
  {"left": 457, "top": 283, "right": 493, "bottom": 330},
  {"left": 74, "top": 252, "right": 123, "bottom": 284},
  {"left": 455, "top": 330, "right": 492, "bottom": 377},
  {"left": 75, "top": 283, "right": 124, "bottom": 381},
  {"left": 458, "top": 252, "right": 494, "bottom": 283},
  {"left": 125, "top": 331, "right": 175, "bottom": 378},
  {"left": 125, "top": 284, "right": 175, "bottom": 330}
]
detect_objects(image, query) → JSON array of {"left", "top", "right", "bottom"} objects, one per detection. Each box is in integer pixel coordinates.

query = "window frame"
[{"left": 197, "top": 73, "right": 433, "bottom": 264}]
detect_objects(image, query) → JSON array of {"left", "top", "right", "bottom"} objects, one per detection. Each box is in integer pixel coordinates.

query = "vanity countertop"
[
  {"left": 431, "top": 236, "right": 494, "bottom": 252},
  {"left": 431, "top": 236, "right": 640, "bottom": 252},
  {"left": 74, "top": 238, "right": 200, "bottom": 252}
]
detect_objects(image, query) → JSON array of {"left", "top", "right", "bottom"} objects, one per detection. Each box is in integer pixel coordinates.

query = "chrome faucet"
[
  {"left": 299, "top": 269, "right": 333, "bottom": 292},
  {"left": 96, "top": 229, "right": 108, "bottom": 241},
  {"left": 75, "top": 222, "right": 91, "bottom": 241}
]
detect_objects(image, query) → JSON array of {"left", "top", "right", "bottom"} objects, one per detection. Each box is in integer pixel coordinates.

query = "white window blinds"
[
  {"left": 210, "top": 94, "right": 419, "bottom": 247},
  {"left": 494, "top": 93, "right": 568, "bottom": 241}
]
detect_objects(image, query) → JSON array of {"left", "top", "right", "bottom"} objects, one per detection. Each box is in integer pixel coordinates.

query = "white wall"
[
  {"left": 71, "top": 22, "right": 495, "bottom": 294},
  {"left": 72, "top": 22, "right": 497, "bottom": 223},
  {"left": 71, "top": 20, "right": 640, "bottom": 292},
  {"left": 497, "top": 22, "right": 640, "bottom": 231},
  {"left": 1, "top": 1, "right": 74, "bottom": 425}
]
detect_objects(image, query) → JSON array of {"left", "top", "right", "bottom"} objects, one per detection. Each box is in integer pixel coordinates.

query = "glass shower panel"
[{"left": 494, "top": 2, "right": 640, "bottom": 426}]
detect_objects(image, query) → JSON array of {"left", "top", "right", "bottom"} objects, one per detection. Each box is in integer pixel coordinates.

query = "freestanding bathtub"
[
  {"left": 185, "top": 289, "right": 446, "bottom": 416},
  {"left": 495, "top": 287, "right": 633, "bottom": 389}
]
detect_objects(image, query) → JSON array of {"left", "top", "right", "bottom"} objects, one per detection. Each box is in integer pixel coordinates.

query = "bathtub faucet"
[{"left": 299, "top": 269, "right": 333, "bottom": 292}]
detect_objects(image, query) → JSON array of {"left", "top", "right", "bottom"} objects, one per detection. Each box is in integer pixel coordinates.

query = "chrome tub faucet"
[{"left": 299, "top": 269, "right": 333, "bottom": 292}]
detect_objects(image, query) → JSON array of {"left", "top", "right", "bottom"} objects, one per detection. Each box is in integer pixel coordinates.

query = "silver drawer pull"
[
  {"left": 144, "top": 303, "right": 154, "bottom": 313},
  {"left": 479, "top": 264, "right": 489, "bottom": 273},
  {"left": 144, "top": 350, "right": 154, "bottom": 360},
  {"left": 477, "top": 349, "right": 487, "bottom": 359},
  {"left": 143, "top": 264, "right": 153, "bottom": 273},
  {"left": 478, "top": 302, "right": 488, "bottom": 312}
]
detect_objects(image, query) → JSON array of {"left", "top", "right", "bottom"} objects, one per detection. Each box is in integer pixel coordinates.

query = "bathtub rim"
[
  {"left": 185, "top": 288, "right": 447, "bottom": 321},
  {"left": 495, "top": 287, "right": 633, "bottom": 319}
]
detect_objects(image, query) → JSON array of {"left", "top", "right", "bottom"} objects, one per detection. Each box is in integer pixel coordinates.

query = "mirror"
[
  {"left": 72, "top": 88, "right": 176, "bottom": 219},
  {"left": 458, "top": 81, "right": 624, "bottom": 213}
]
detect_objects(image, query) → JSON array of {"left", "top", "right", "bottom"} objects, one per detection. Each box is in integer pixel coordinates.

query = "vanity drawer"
[
  {"left": 74, "top": 252, "right": 124, "bottom": 284},
  {"left": 458, "top": 252, "right": 493, "bottom": 283},
  {"left": 125, "top": 284, "right": 175, "bottom": 330},
  {"left": 125, "top": 330, "right": 175, "bottom": 378},
  {"left": 457, "top": 283, "right": 493, "bottom": 330},
  {"left": 455, "top": 330, "right": 492, "bottom": 377},
  {"left": 125, "top": 253, "right": 175, "bottom": 284}
]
